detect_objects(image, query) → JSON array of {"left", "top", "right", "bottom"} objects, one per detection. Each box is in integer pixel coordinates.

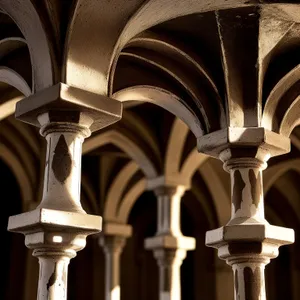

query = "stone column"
[
  {"left": 145, "top": 178, "right": 195, "bottom": 300},
  {"left": 199, "top": 128, "right": 295, "bottom": 300},
  {"left": 7, "top": 83, "right": 122, "bottom": 300},
  {"left": 99, "top": 223, "right": 132, "bottom": 300}
]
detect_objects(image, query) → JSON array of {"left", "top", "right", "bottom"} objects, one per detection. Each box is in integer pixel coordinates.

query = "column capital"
[
  {"left": 206, "top": 223, "right": 294, "bottom": 265},
  {"left": 147, "top": 176, "right": 190, "bottom": 192},
  {"left": 197, "top": 127, "right": 290, "bottom": 160},
  {"left": 99, "top": 222, "right": 132, "bottom": 253},
  {"left": 153, "top": 185, "right": 186, "bottom": 199},
  {"left": 153, "top": 248, "right": 187, "bottom": 267},
  {"left": 100, "top": 235, "right": 127, "bottom": 254},
  {"left": 102, "top": 222, "right": 132, "bottom": 237},
  {"left": 15, "top": 82, "right": 122, "bottom": 132},
  {"left": 145, "top": 235, "right": 195, "bottom": 252}
]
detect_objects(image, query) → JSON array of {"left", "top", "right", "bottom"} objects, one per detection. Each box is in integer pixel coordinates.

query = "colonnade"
[
  {"left": 7, "top": 83, "right": 295, "bottom": 300},
  {"left": 3, "top": 2, "right": 300, "bottom": 299}
]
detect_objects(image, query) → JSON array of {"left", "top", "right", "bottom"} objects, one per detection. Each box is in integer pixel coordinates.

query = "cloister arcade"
[{"left": 1, "top": 1, "right": 300, "bottom": 300}]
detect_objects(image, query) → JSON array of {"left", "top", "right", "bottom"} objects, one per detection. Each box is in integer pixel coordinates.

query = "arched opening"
[
  {"left": 68, "top": 236, "right": 104, "bottom": 300},
  {"left": 120, "top": 167, "right": 219, "bottom": 300},
  {"left": 121, "top": 190, "right": 157, "bottom": 300},
  {"left": 265, "top": 171, "right": 300, "bottom": 300},
  {"left": 0, "top": 159, "right": 26, "bottom": 299},
  {"left": 181, "top": 186, "right": 217, "bottom": 300}
]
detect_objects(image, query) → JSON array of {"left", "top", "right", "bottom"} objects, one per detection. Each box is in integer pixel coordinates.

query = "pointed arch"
[
  {"left": 165, "top": 118, "right": 189, "bottom": 176},
  {"left": 0, "top": 67, "right": 31, "bottom": 120},
  {"left": 104, "top": 161, "right": 140, "bottom": 221},
  {"left": 263, "top": 64, "right": 300, "bottom": 136},
  {"left": 180, "top": 148, "right": 209, "bottom": 181},
  {"left": 83, "top": 130, "right": 157, "bottom": 178},
  {"left": 117, "top": 178, "right": 146, "bottom": 223},
  {"left": 264, "top": 159, "right": 300, "bottom": 195},
  {"left": 0, "top": 1, "right": 55, "bottom": 90},
  {"left": 113, "top": 85, "right": 203, "bottom": 138}
]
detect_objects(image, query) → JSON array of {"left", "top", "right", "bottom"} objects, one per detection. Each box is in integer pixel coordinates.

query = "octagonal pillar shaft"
[
  {"left": 233, "top": 262, "right": 266, "bottom": 300},
  {"left": 221, "top": 150, "right": 268, "bottom": 226},
  {"left": 38, "top": 112, "right": 92, "bottom": 213}
]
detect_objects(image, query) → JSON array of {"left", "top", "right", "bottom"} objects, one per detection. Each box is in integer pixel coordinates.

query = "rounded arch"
[
  {"left": 0, "top": 1, "right": 55, "bottom": 90},
  {"left": 83, "top": 130, "right": 157, "bottom": 178},
  {"left": 165, "top": 118, "right": 190, "bottom": 176},
  {"left": 0, "top": 37, "right": 27, "bottom": 57},
  {"left": 113, "top": 85, "right": 203, "bottom": 138},
  {"left": 262, "top": 64, "right": 300, "bottom": 136},
  {"left": 180, "top": 148, "right": 209, "bottom": 180},
  {"left": 264, "top": 158, "right": 300, "bottom": 194},
  {"left": 104, "top": 161, "right": 140, "bottom": 221},
  {"left": 0, "top": 143, "right": 32, "bottom": 211},
  {"left": 0, "top": 67, "right": 30, "bottom": 95},
  {"left": 0, "top": 67, "right": 31, "bottom": 120},
  {"left": 117, "top": 178, "right": 146, "bottom": 223},
  {"left": 280, "top": 96, "right": 300, "bottom": 137},
  {"left": 264, "top": 165, "right": 300, "bottom": 226}
]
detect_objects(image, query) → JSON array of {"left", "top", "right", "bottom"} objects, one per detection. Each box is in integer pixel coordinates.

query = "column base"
[
  {"left": 8, "top": 208, "right": 102, "bottom": 300},
  {"left": 8, "top": 207, "right": 102, "bottom": 250},
  {"left": 206, "top": 223, "right": 294, "bottom": 300},
  {"left": 206, "top": 223, "right": 294, "bottom": 262}
]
